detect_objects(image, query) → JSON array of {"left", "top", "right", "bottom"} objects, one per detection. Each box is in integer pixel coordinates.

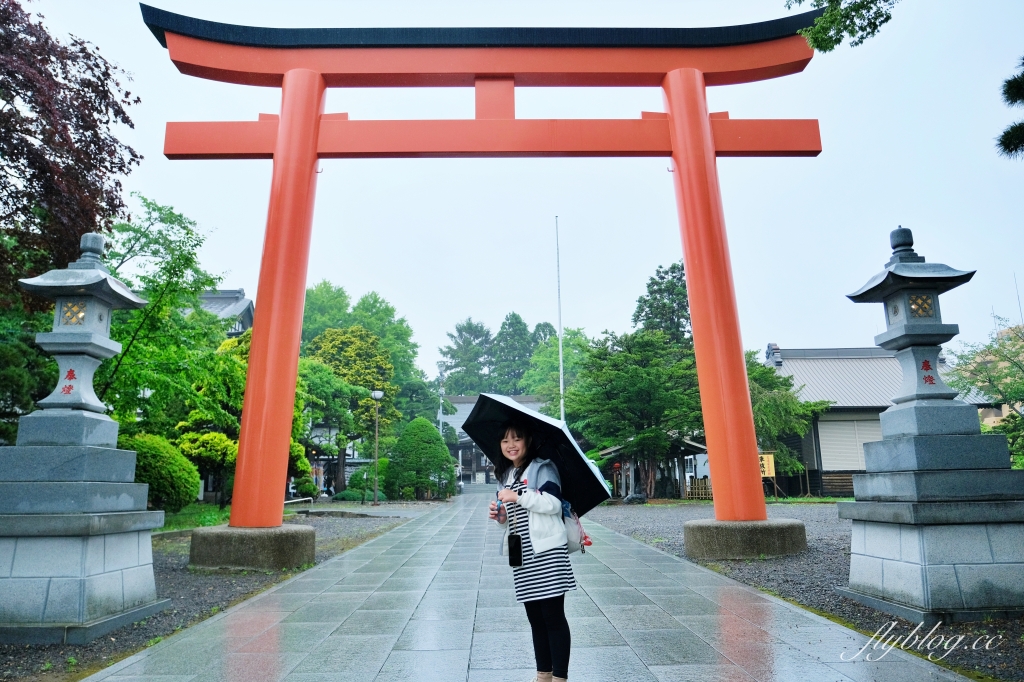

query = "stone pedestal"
[
  {"left": 683, "top": 518, "right": 807, "bottom": 559},
  {"left": 0, "top": 446, "right": 167, "bottom": 644},
  {"left": 190, "top": 525, "right": 315, "bottom": 570},
  {"left": 837, "top": 415, "right": 1024, "bottom": 624}
]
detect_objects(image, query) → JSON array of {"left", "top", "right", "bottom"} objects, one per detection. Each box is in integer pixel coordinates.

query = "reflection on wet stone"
[{"left": 87, "top": 489, "right": 969, "bottom": 682}]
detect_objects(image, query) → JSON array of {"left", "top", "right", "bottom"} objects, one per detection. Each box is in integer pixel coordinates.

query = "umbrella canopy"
[{"left": 462, "top": 393, "right": 610, "bottom": 516}]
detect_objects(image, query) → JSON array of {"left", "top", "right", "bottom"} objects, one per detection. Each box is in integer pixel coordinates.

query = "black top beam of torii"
[{"left": 140, "top": 3, "right": 824, "bottom": 50}]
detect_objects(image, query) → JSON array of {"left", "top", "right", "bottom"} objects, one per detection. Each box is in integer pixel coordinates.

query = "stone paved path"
[{"left": 85, "top": 489, "right": 967, "bottom": 682}]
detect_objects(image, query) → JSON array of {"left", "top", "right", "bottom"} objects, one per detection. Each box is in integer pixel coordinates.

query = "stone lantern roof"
[
  {"left": 846, "top": 227, "right": 974, "bottom": 303},
  {"left": 18, "top": 233, "right": 147, "bottom": 309}
]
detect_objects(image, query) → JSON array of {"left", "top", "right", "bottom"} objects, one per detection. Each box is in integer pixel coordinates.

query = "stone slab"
[
  {"left": 863, "top": 434, "right": 1009, "bottom": 472},
  {"left": 0, "top": 482, "right": 148, "bottom": 514},
  {"left": 0, "top": 446, "right": 136, "bottom": 482},
  {"left": 0, "top": 599, "right": 169, "bottom": 645},
  {"left": 682, "top": 518, "right": 806, "bottom": 559},
  {"left": 836, "top": 586, "right": 1024, "bottom": 625},
  {"left": 874, "top": 323, "right": 960, "bottom": 351},
  {"left": 852, "top": 469, "right": 1024, "bottom": 502},
  {"left": 190, "top": 525, "right": 315, "bottom": 570},
  {"left": 837, "top": 500, "right": 1024, "bottom": 524},
  {"left": 0, "top": 511, "right": 164, "bottom": 537},
  {"left": 879, "top": 400, "right": 981, "bottom": 438},
  {"left": 15, "top": 409, "right": 119, "bottom": 448},
  {"left": 81, "top": 490, "right": 974, "bottom": 682}
]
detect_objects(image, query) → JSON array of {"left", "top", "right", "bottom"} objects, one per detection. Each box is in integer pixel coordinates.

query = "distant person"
[{"left": 489, "top": 421, "right": 575, "bottom": 682}]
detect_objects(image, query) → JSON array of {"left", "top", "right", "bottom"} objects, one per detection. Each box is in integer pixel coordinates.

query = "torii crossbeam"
[{"left": 142, "top": 5, "right": 823, "bottom": 529}]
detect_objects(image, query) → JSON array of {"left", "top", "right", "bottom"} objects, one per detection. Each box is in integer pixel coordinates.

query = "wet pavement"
[{"left": 84, "top": 488, "right": 966, "bottom": 682}]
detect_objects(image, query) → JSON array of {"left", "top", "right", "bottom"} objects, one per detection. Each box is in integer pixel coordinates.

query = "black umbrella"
[{"left": 462, "top": 393, "right": 610, "bottom": 516}]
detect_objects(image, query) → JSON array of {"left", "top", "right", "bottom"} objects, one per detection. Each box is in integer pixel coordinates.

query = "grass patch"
[{"left": 160, "top": 503, "right": 231, "bottom": 532}]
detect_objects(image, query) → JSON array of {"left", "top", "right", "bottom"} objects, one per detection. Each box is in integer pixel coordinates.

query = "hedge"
[{"left": 119, "top": 433, "right": 200, "bottom": 514}]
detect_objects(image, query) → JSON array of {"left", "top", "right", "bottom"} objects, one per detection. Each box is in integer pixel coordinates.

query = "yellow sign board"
[{"left": 758, "top": 453, "right": 775, "bottom": 478}]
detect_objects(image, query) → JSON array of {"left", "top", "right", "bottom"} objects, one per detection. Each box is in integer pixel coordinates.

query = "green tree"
[
  {"left": 490, "top": 312, "right": 534, "bottom": 394},
  {"left": 295, "top": 357, "right": 365, "bottom": 491},
  {"left": 989, "top": 412, "right": 1024, "bottom": 470},
  {"left": 999, "top": 58, "right": 1024, "bottom": 159},
  {"left": 390, "top": 417, "right": 456, "bottom": 499},
  {"left": 349, "top": 292, "right": 419, "bottom": 386},
  {"left": 95, "top": 196, "right": 231, "bottom": 437},
  {"left": 784, "top": 0, "right": 899, "bottom": 52},
  {"left": 531, "top": 322, "right": 557, "bottom": 347},
  {"left": 745, "top": 351, "right": 831, "bottom": 476},
  {"left": 632, "top": 261, "right": 691, "bottom": 347},
  {"left": 308, "top": 326, "right": 400, "bottom": 437},
  {"left": 302, "top": 280, "right": 351, "bottom": 344},
  {"left": 395, "top": 375, "right": 455, "bottom": 427},
  {"left": 119, "top": 433, "right": 200, "bottom": 514},
  {"left": 786, "top": 1, "right": 1022, "bottom": 158},
  {"left": 521, "top": 327, "right": 592, "bottom": 416},
  {"left": 177, "top": 431, "right": 237, "bottom": 508},
  {"left": 0, "top": 304, "right": 55, "bottom": 444},
  {"left": 440, "top": 317, "right": 493, "bottom": 395},
  {"left": 949, "top": 322, "right": 1024, "bottom": 420},
  {"left": 0, "top": 0, "right": 141, "bottom": 310},
  {"left": 565, "top": 329, "right": 702, "bottom": 498}
]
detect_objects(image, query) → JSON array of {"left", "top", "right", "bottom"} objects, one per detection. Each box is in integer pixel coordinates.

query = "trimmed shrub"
[
  {"left": 331, "top": 489, "right": 386, "bottom": 502},
  {"left": 400, "top": 486, "right": 415, "bottom": 501},
  {"left": 348, "top": 458, "right": 389, "bottom": 491},
  {"left": 293, "top": 475, "right": 319, "bottom": 499},
  {"left": 119, "top": 434, "right": 200, "bottom": 514},
  {"left": 391, "top": 418, "right": 456, "bottom": 499}
]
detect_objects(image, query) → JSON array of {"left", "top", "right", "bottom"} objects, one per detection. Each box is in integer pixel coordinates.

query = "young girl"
[{"left": 488, "top": 422, "right": 575, "bottom": 682}]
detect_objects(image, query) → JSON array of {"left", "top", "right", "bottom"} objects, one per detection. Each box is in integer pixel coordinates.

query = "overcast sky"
[{"left": 35, "top": 0, "right": 1024, "bottom": 377}]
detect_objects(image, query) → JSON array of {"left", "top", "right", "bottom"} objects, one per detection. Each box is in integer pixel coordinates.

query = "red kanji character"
[
  {"left": 922, "top": 375, "right": 936, "bottom": 385},
  {"left": 920, "top": 360, "right": 933, "bottom": 371},
  {"left": 60, "top": 385, "right": 74, "bottom": 394},
  {"left": 64, "top": 368, "right": 77, "bottom": 381}
]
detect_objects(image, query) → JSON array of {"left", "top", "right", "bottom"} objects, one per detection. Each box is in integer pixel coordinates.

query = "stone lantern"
[
  {"left": 0, "top": 234, "right": 168, "bottom": 644},
  {"left": 838, "top": 227, "right": 1024, "bottom": 623},
  {"left": 15, "top": 233, "right": 145, "bottom": 446}
]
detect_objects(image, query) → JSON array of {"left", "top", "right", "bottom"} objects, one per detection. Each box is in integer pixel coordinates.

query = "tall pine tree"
[{"left": 439, "top": 318, "right": 493, "bottom": 395}]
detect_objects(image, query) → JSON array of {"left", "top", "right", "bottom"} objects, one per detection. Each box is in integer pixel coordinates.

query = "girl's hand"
[
  {"left": 497, "top": 489, "right": 519, "bottom": 504},
  {"left": 488, "top": 501, "right": 507, "bottom": 523}
]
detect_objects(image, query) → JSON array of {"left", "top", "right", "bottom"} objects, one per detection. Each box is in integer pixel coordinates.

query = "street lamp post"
[{"left": 371, "top": 389, "right": 384, "bottom": 506}]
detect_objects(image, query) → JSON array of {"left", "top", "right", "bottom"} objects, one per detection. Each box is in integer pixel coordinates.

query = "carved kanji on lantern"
[{"left": 920, "top": 360, "right": 932, "bottom": 371}]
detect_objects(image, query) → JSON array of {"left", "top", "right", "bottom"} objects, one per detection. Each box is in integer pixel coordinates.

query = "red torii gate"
[{"left": 142, "top": 5, "right": 823, "bottom": 529}]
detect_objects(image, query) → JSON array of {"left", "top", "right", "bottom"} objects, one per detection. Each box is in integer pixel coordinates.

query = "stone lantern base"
[
  {"left": 0, "top": 440, "right": 168, "bottom": 645},
  {"left": 836, "top": 410, "right": 1024, "bottom": 624}
]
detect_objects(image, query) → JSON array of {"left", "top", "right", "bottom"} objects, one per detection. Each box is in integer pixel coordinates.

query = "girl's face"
[{"left": 501, "top": 429, "right": 528, "bottom": 465}]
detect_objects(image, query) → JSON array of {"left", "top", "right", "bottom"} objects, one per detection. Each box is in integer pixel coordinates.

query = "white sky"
[{"left": 35, "top": 1, "right": 1024, "bottom": 376}]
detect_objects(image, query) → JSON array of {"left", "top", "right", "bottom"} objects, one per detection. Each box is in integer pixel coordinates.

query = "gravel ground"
[
  {"left": 0, "top": 513, "right": 409, "bottom": 682},
  {"left": 588, "top": 501, "right": 1024, "bottom": 682}
]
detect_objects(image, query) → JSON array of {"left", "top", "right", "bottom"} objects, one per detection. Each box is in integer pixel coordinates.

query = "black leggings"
[{"left": 523, "top": 594, "right": 571, "bottom": 678}]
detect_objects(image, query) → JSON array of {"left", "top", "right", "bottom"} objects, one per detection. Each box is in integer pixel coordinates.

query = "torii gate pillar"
[{"left": 142, "top": 4, "right": 823, "bottom": 565}]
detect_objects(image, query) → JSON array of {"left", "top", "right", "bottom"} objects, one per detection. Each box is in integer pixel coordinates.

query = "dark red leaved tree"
[{"left": 0, "top": 0, "right": 141, "bottom": 310}]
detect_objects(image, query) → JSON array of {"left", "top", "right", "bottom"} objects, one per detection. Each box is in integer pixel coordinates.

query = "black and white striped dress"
[{"left": 505, "top": 476, "right": 576, "bottom": 603}]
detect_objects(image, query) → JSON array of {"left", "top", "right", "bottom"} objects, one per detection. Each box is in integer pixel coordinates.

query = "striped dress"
[{"left": 505, "top": 475, "right": 576, "bottom": 603}]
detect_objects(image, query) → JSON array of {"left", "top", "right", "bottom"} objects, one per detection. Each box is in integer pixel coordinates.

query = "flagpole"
[{"left": 556, "top": 216, "right": 565, "bottom": 422}]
